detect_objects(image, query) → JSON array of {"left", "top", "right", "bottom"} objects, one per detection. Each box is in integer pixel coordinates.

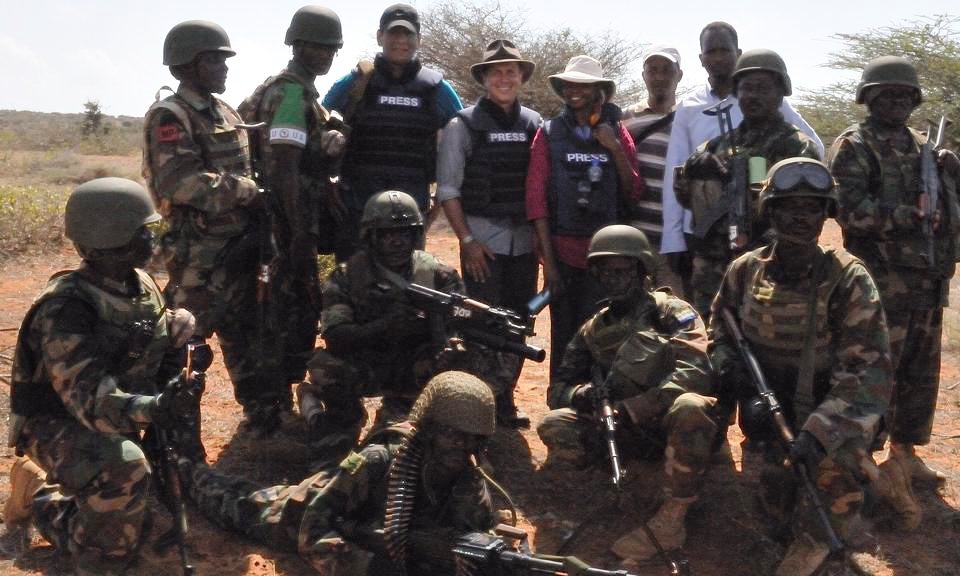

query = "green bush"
[{"left": 0, "top": 185, "right": 68, "bottom": 259}]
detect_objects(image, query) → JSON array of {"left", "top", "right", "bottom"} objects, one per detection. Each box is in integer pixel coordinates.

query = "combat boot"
[
  {"left": 889, "top": 442, "right": 946, "bottom": 485},
  {"left": 610, "top": 496, "right": 695, "bottom": 561},
  {"left": 2, "top": 457, "right": 46, "bottom": 528},
  {"left": 774, "top": 535, "right": 829, "bottom": 576},
  {"left": 875, "top": 457, "right": 921, "bottom": 531}
]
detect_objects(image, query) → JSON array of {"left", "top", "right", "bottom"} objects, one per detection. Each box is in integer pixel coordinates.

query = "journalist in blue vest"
[
  {"left": 323, "top": 3, "right": 464, "bottom": 261},
  {"left": 526, "top": 55, "right": 644, "bottom": 384},
  {"left": 437, "top": 39, "right": 541, "bottom": 427}
]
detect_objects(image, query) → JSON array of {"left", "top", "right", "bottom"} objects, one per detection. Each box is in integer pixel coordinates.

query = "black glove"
[
  {"left": 684, "top": 151, "right": 728, "bottom": 180},
  {"left": 787, "top": 430, "right": 826, "bottom": 471},
  {"left": 152, "top": 375, "right": 200, "bottom": 426},
  {"left": 570, "top": 384, "right": 596, "bottom": 413}
]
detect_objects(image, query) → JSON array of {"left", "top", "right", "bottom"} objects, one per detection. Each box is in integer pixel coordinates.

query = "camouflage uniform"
[
  {"left": 237, "top": 58, "right": 345, "bottom": 405},
  {"left": 301, "top": 249, "right": 466, "bottom": 461},
  {"left": 181, "top": 372, "right": 497, "bottom": 575},
  {"left": 828, "top": 117, "right": 959, "bottom": 446},
  {"left": 537, "top": 289, "right": 716, "bottom": 499},
  {"left": 8, "top": 264, "right": 183, "bottom": 575},
  {"left": 682, "top": 118, "right": 820, "bottom": 318},
  {"left": 708, "top": 243, "right": 893, "bottom": 546},
  {"left": 142, "top": 84, "right": 264, "bottom": 414}
]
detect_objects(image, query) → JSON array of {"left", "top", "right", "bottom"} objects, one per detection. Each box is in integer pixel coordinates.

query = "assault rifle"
[
  {"left": 719, "top": 308, "right": 843, "bottom": 554},
  {"left": 454, "top": 525, "right": 648, "bottom": 576},
  {"left": 404, "top": 284, "right": 550, "bottom": 363},
  {"left": 920, "top": 115, "right": 951, "bottom": 268},
  {"left": 703, "top": 100, "right": 749, "bottom": 251},
  {"left": 590, "top": 365, "right": 625, "bottom": 488},
  {"left": 150, "top": 340, "right": 213, "bottom": 576}
]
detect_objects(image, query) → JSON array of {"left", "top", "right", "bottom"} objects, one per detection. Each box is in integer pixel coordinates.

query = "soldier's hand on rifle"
[
  {"left": 571, "top": 384, "right": 596, "bottom": 412},
  {"left": 893, "top": 204, "right": 924, "bottom": 229},
  {"left": 460, "top": 238, "right": 495, "bottom": 283},
  {"left": 785, "top": 430, "right": 825, "bottom": 471},
  {"left": 151, "top": 375, "right": 201, "bottom": 426},
  {"left": 684, "top": 151, "right": 728, "bottom": 181},
  {"left": 233, "top": 176, "right": 261, "bottom": 207},
  {"left": 167, "top": 308, "right": 197, "bottom": 349}
]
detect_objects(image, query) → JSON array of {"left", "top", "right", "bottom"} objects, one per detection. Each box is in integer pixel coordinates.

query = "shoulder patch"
[
  {"left": 269, "top": 82, "right": 308, "bottom": 147},
  {"left": 155, "top": 123, "right": 181, "bottom": 143},
  {"left": 338, "top": 451, "right": 366, "bottom": 476}
]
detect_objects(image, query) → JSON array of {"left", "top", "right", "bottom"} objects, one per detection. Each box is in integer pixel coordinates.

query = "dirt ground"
[{"left": 0, "top": 221, "right": 957, "bottom": 576}]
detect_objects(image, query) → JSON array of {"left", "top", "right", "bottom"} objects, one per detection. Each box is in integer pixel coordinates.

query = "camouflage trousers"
[
  {"left": 17, "top": 416, "right": 151, "bottom": 576},
  {"left": 743, "top": 439, "right": 877, "bottom": 547},
  {"left": 884, "top": 306, "right": 943, "bottom": 446},
  {"left": 163, "top": 233, "right": 271, "bottom": 414},
  {"left": 690, "top": 254, "right": 728, "bottom": 323},
  {"left": 537, "top": 392, "right": 717, "bottom": 498},
  {"left": 182, "top": 461, "right": 384, "bottom": 575}
]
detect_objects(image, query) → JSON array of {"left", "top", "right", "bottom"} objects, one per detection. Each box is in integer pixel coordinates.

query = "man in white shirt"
[{"left": 660, "top": 22, "right": 823, "bottom": 284}]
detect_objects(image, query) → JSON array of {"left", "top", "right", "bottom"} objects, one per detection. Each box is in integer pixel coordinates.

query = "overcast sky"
[{"left": 0, "top": 1, "right": 954, "bottom": 117}]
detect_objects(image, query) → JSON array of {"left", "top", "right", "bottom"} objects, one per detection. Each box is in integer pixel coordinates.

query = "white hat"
[
  {"left": 548, "top": 55, "right": 616, "bottom": 100},
  {"left": 643, "top": 46, "right": 681, "bottom": 67}
]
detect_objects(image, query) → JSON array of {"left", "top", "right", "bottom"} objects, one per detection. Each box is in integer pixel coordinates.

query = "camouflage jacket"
[
  {"left": 9, "top": 264, "right": 181, "bottom": 440},
  {"left": 548, "top": 289, "right": 713, "bottom": 413},
  {"left": 142, "top": 84, "right": 259, "bottom": 238},
  {"left": 708, "top": 244, "right": 893, "bottom": 455},
  {"left": 296, "top": 426, "right": 494, "bottom": 574},
  {"left": 686, "top": 115, "right": 821, "bottom": 256},
  {"left": 828, "top": 117, "right": 959, "bottom": 309}
]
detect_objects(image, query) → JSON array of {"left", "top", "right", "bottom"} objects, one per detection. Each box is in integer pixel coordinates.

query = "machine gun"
[
  {"left": 700, "top": 100, "right": 750, "bottom": 251},
  {"left": 590, "top": 365, "right": 625, "bottom": 489},
  {"left": 454, "top": 525, "right": 650, "bottom": 576},
  {"left": 149, "top": 339, "right": 213, "bottom": 576},
  {"left": 404, "top": 284, "right": 550, "bottom": 363},
  {"left": 920, "top": 115, "right": 951, "bottom": 268},
  {"left": 719, "top": 308, "right": 843, "bottom": 554}
]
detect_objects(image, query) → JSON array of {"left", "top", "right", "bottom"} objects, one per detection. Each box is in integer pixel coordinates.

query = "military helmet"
[
  {"left": 758, "top": 158, "right": 837, "bottom": 216},
  {"left": 587, "top": 224, "right": 658, "bottom": 275},
  {"left": 733, "top": 49, "right": 792, "bottom": 96},
  {"left": 65, "top": 178, "right": 162, "bottom": 250},
  {"left": 855, "top": 56, "right": 922, "bottom": 105},
  {"left": 285, "top": 5, "right": 344, "bottom": 48},
  {"left": 163, "top": 20, "right": 235, "bottom": 66},
  {"left": 360, "top": 190, "right": 424, "bottom": 240},
  {"left": 408, "top": 371, "right": 496, "bottom": 436}
]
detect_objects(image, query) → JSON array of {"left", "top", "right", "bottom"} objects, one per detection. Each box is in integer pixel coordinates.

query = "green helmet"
[
  {"left": 360, "top": 190, "right": 424, "bottom": 241},
  {"left": 855, "top": 56, "right": 922, "bottom": 105},
  {"left": 758, "top": 158, "right": 837, "bottom": 216},
  {"left": 163, "top": 20, "right": 235, "bottom": 66},
  {"left": 65, "top": 178, "right": 161, "bottom": 250},
  {"left": 587, "top": 224, "right": 657, "bottom": 275},
  {"left": 408, "top": 371, "right": 496, "bottom": 436},
  {"left": 285, "top": 5, "right": 343, "bottom": 48},
  {"left": 733, "top": 49, "right": 792, "bottom": 96}
]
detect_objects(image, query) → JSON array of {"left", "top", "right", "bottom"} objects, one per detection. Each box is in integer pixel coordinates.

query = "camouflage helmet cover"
[
  {"left": 758, "top": 157, "right": 837, "bottom": 216},
  {"left": 856, "top": 56, "right": 922, "bottom": 105},
  {"left": 360, "top": 190, "right": 424, "bottom": 240},
  {"left": 408, "top": 371, "right": 496, "bottom": 436},
  {"left": 163, "top": 20, "right": 235, "bottom": 66},
  {"left": 587, "top": 224, "right": 658, "bottom": 275},
  {"left": 285, "top": 5, "right": 344, "bottom": 48},
  {"left": 65, "top": 177, "right": 161, "bottom": 249},
  {"left": 732, "top": 48, "right": 792, "bottom": 96}
]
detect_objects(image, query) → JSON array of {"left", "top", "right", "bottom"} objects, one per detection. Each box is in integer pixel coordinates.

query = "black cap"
[{"left": 379, "top": 3, "right": 419, "bottom": 33}]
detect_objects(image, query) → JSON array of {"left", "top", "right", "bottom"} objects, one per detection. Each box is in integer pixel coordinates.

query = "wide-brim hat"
[
  {"left": 470, "top": 39, "right": 536, "bottom": 85},
  {"left": 548, "top": 55, "right": 616, "bottom": 100}
]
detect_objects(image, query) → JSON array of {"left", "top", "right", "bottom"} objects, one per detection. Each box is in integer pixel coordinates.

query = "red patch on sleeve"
[{"left": 155, "top": 124, "right": 181, "bottom": 143}]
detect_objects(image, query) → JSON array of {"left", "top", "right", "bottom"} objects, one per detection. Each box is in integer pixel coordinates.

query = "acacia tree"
[
  {"left": 418, "top": 1, "right": 646, "bottom": 117},
  {"left": 797, "top": 15, "right": 960, "bottom": 147},
  {"left": 81, "top": 100, "right": 104, "bottom": 137}
]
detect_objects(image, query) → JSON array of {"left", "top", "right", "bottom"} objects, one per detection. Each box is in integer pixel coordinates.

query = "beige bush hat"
[
  {"left": 548, "top": 55, "right": 616, "bottom": 100},
  {"left": 470, "top": 39, "right": 535, "bottom": 84}
]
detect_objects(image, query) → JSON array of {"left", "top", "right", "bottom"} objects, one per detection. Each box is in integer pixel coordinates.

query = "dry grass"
[{"left": 0, "top": 185, "right": 68, "bottom": 258}]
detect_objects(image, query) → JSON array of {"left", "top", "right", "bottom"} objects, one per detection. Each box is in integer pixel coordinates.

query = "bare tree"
[{"left": 418, "top": 1, "right": 646, "bottom": 118}]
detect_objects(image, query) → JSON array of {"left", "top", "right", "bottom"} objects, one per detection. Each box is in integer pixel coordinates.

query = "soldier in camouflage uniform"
[
  {"left": 298, "top": 190, "right": 470, "bottom": 464},
  {"left": 236, "top": 6, "right": 349, "bottom": 433},
  {"left": 4, "top": 178, "right": 199, "bottom": 575},
  {"left": 179, "top": 371, "right": 498, "bottom": 575},
  {"left": 142, "top": 21, "right": 265, "bottom": 426},
  {"left": 537, "top": 224, "right": 717, "bottom": 562},
  {"left": 677, "top": 49, "right": 820, "bottom": 321},
  {"left": 828, "top": 56, "right": 960, "bottom": 489},
  {"left": 708, "top": 159, "right": 907, "bottom": 575}
]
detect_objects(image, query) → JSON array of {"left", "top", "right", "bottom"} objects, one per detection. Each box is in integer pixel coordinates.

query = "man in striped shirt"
[{"left": 623, "top": 46, "right": 686, "bottom": 297}]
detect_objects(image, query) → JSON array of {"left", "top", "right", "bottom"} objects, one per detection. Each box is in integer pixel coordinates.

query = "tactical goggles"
[{"left": 768, "top": 161, "right": 833, "bottom": 192}]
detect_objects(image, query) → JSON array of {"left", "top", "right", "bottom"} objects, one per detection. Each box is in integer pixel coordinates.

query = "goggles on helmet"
[{"left": 768, "top": 161, "right": 833, "bottom": 192}]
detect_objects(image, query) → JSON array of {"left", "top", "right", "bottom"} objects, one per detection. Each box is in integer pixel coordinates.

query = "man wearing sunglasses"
[
  {"left": 828, "top": 56, "right": 960, "bottom": 498},
  {"left": 177, "top": 371, "right": 499, "bottom": 575},
  {"left": 708, "top": 158, "right": 905, "bottom": 575}
]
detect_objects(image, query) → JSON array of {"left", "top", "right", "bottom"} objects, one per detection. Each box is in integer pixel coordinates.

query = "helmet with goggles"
[{"left": 758, "top": 158, "right": 837, "bottom": 216}]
